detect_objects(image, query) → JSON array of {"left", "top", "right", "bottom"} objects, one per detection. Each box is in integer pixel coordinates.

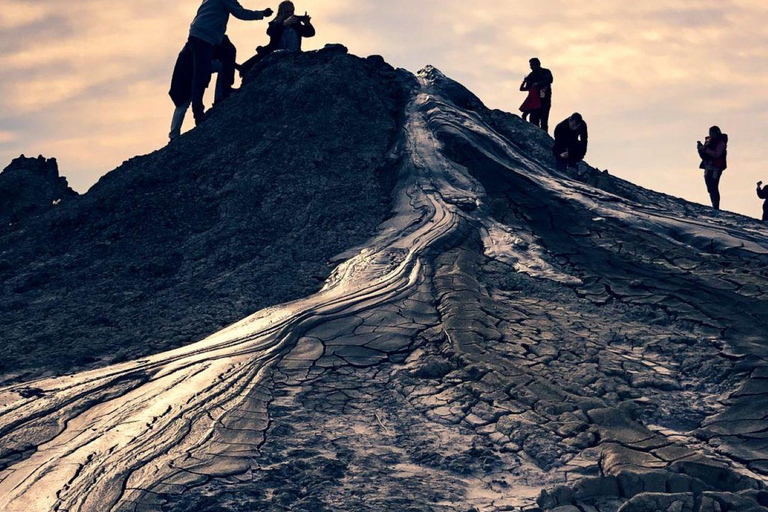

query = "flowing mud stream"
[{"left": 2, "top": 69, "right": 768, "bottom": 512}]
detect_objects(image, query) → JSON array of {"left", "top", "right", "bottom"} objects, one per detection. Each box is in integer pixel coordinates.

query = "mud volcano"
[{"left": 1, "top": 47, "right": 768, "bottom": 512}]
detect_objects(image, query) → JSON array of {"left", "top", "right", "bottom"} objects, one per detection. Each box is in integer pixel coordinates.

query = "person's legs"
[
  {"left": 213, "top": 36, "right": 237, "bottom": 104},
  {"left": 529, "top": 108, "right": 541, "bottom": 127},
  {"left": 762, "top": 205, "right": 768, "bottom": 222},
  {"left": 189, "top": 36, "right": 214, "bottom": 125},
  {"left": 555, "top": 157, "right": 568, "bottom": 173},
  {"left": 704, "top": 170, "right": 722, "bottom": 210},
  {"left": 169, "top": 101, "right": 191, "bottom": 140},
  {"left": 540, "top": 99, "right": 551, "bottom": 133}
]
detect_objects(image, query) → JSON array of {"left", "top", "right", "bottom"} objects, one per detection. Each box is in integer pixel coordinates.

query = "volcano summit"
[{"left": 1, "top": 47, "right": 768, "bottom": 512}]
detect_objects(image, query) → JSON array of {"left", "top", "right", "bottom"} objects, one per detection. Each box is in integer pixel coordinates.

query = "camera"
[{"left": 294, "top": 13, "right": 310, "bottom": 22}]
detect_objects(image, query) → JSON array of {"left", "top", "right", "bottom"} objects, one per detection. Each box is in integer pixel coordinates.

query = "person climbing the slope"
[
  {"left": 186, "top": 0, "right": 273, "bottom": 127},
  {"left": 757, "top": 181, "right": 768, "bottom": 221},
  {"left": 553, "top": 113, "right": 588, "bottom": 172},
  {"left": 239, "top": 1, "right": 316, "bottom": 76},
  {"left": 697, "top": 126, "right": 728, "bottom": 211},
  {"left": 520, "top": 58, "right": 553, "bottom": 132},
  {"left": 168, "top": 35, "right": 238, "bottom": 140}
]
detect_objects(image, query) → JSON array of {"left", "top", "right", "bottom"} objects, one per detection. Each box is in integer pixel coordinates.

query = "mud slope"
[
  {"left": 1, "top": 56, "right": 768, "bottom": 512},
  {"left": 0, "top": 46, "right": 408, "bottom": 381}
]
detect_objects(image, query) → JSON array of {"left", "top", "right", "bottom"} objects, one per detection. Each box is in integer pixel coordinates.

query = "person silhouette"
[
  {"left": 169, "top": 35, "right": 238, "bottom": 140},
  {"left": 187, "top": 0, "right": 273, "bottom": 126},
  {"left": 553, "top": 113, "right": 588, "bottom": 172},
  {"left": 697, "top": 126, "right": 728, "bottom": 211},
  {"left": 520, "top": 58, "right": 553, "bottom": 132},
  {"left": 757, "top": 181, "right": 768, "bottom": 221},
  {"left": 239, "top": 1, "right": 316, "bottom": 76}
]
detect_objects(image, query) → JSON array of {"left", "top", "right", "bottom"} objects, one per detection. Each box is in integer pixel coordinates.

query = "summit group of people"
[
  {"left": 167, "top": 0, "right": 766, "bottom": 221},
  {"left": 169, "top": 0, "right": 314, "bottom": 140},
  {"left": 518, "top": 57, "right": 766, "bottom": 220}
]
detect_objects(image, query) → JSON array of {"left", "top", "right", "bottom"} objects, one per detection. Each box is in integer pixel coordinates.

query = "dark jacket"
[
  {"left": 169, "top": 36, "right": 236, "bottom": 107},
  {"left": 698, "top": 134, "right": 728, "bottom": 172},
  {"left": 266, "top": 19, "right": 316, "bottom": 52},
  {"left": 553, "top": 119, "right": 588, "bottom": 164},
  {"left": 169, "top": 42, "right": 194, "bottom": 107},
  {"left": 522, "top": 67, "right": 553, "bottom": 101}
]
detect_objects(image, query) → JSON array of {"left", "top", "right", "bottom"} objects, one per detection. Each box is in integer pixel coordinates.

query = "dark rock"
[
  {"left": 0, "top": 50, "right": 413, "bottom": 379},
  {"left": 0, "top": 155, "right": 77, "bottom": 227}
]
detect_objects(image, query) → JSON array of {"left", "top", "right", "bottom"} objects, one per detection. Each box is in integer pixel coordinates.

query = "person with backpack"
[
  {"left": 239, "top": 1, "right": 315, "bottom": 76},
  {"left": 553, "top": 113, "right": 588, "bottom": 172},
  {"left": 520, "top": 58, "right": 553, "bottom": 132},
  {"left": 757, "top": 181, "right": 768, "bottom": 221},
  {"left": 697, "top": 126, "right": 728, "bottom": 211},
  {"left": 186, "top": 0, "right": 273, "bottom": 126}
]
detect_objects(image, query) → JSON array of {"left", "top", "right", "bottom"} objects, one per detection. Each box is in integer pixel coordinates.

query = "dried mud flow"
[{"left": 2, "top": 52, "right": 768, "bottom": 512}]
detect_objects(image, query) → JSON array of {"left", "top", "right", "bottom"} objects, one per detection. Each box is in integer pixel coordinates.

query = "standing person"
[
  {"left": 519, "top": 83, "right": 541, "bottom": 123},
  {"left": 168, "top": 35, "right": 237, "bottom": 140},
  {"left": 553, "top": 113, "right": 588, "bottom": 172},
  {"left": 520, "top": 58, "right": 553, "bottom": 132},
  {"left": 757, "top": 181, "right": 768, "bottom": 221},
  {"left": 697, "top": 126, "right": 728, "bottom": 211},
  {"left": 240, "top": 1, "right": 316, "bottom": 75},
  {"left": 187, "top": 0, "right": 273, "bottom": 126}
]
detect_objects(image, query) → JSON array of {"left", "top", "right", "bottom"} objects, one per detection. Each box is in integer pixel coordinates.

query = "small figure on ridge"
[
  {"left": 697, "top": 126, "right": 728, "bottom": 211},
  {"left": 553, "top": 113, "right": 588, "bottom": 172},
  {"left": 757, "top": 181, "right": 768, "bottom": 221},
  {"left": 520, "top": 58, "right": 553, "bottom": 132},
  {"left": 240, "top": 1, "right": 316, "bottom": 76}
]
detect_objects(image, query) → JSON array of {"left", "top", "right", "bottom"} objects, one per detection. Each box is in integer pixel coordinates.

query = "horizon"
[{"left": 1, "top": 0, "right": 767, "bottom": 218}]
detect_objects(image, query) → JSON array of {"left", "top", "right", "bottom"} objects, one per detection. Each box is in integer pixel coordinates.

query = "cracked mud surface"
[{"left": 1, "top": 59, "right": 768, "bottom": 512}]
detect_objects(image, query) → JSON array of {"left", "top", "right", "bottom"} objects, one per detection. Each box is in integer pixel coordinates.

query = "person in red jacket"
[
  {"left": 697, "top": 126, "right": 728, "bottom": 211},
  {"left": 520, "top": 58, "right": 553, "bottom": 132}
]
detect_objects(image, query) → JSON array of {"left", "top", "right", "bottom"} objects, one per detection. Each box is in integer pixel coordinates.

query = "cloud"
[
  {"left": 1, "top": 0, "right": 767, "bottom": 216},
  {"left": 0, "top": 130, "right": 18, "bottom": 144}
]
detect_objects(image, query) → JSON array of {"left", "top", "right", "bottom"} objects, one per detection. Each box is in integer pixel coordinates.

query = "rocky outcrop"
[{"left": 0, "top": 155, "right": 77, "bottom": 227}]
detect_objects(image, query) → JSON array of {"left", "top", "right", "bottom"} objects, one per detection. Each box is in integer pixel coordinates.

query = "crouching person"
[{"left": 553, "top": 113, "right": 588, "bottom": 172}]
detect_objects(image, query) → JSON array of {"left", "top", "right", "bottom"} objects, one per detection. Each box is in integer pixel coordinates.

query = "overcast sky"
[{"left": 1, "top": 0, "right": 767, "bottom": 218}]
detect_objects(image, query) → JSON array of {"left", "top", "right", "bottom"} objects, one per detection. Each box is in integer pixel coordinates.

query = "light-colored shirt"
[{"left": 190, "top": 0, "right": 265, "bottom": 45}]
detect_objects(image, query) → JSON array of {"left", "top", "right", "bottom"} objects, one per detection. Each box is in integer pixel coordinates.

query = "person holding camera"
[
  {"left": 757, "top": 181, "right": 768, "bottom": 221},
  {"left": 697, "top": 126, "right": 729, "bottom": 211},
  {"left": 186, "top": 0, "right": 274, "bottom": 126},
  {"left": 266, "top": 1, "right": 315, "bottom": 53},
  {"left": 239, "top": 1, "right": 315, "bottom": 76}
]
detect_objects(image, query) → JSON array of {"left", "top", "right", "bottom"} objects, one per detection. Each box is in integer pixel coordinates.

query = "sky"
[{"left": 1, "top": 0, "right": 767, "bottom": 218}]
